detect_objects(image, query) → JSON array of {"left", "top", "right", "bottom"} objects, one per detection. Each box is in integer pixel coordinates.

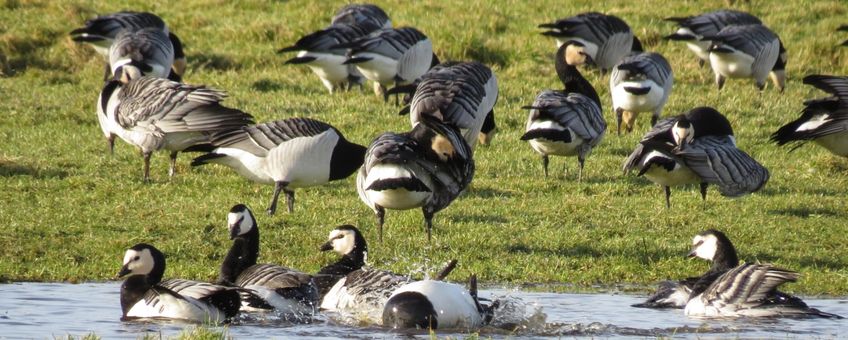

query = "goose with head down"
[
  {"left": 538, "top": 12, "right": 643, "bottom": 72},
  {"left": 356, "top": 116, "right": 474, "bottom": 241},
  {"left": 623, "top": 106, "right": 769, "bottom": 207}
]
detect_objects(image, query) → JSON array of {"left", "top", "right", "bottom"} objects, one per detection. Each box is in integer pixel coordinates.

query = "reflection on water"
[{"left": 0, "top": 283, "right": 845, "bottom": 339}]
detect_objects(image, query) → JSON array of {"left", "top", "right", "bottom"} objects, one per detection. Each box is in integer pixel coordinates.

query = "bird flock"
[{"left": 66, "top": 2, "right": 847, "bottom": 331}]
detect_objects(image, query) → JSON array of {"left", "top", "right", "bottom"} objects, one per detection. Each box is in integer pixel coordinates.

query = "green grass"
[{"left": 1, "top": 0, "right": 848, "bottom": 296}]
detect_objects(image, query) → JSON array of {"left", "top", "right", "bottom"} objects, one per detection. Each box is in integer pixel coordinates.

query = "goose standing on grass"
[
  {"left": 382, "top": 275, "right": 495, "bottom": 330},
  {"left": 315, "top": 225, "right": 409, "bottom": 323},
  {"left": 278, "top": 22, "right": 380, "bottom": 93},
  {"left": 70, "top": 11, "right": 185, "bottom": 81},
  {"left": 623, "top": 106, "right": 769, "bottom": 208},
  {"left": 335, "top": 27, "right": 439, "bottom": 97},
  {"left": 118, "top": 243, "right": 242, "bottom": 323},
  {"left": 610, "top": 52, "right": 673, "bottom": 134},
  {"left": 664, "top": 9, "right": 762, "bottom": 68},
  {"left": 407, "top": 61, "right": 498, "bottom": 149},
  {"left": 521, "top": 41, "right": 606, "bottom": 180},
  {"left": 685, "top": 263, "right": 843, "bottom": 318},
  {"left": 330, "top": 3, "right": 391, "bottom": 28},
  {"left": 633, "top": 229, "right": 740, "bottom": 309},
  {"left": 705, "top": 24, "right": 783, "bottom": 91},
  {"left": 99, "top": 76, "right": 255, "bottom": 182},
  {"left": 357, "top": 116, "right": 474, "bottom": 241},
  {"left": 108, "top": 28, "right": 178, "bottom": 81},
  {"left": 772, "top": 75, "right": 848, "bottom": 157},
  {"left": 218, "top": 204, "right": 319, "bottom": 314},
  {"left": 538, "top": 12, "right": 643, "bottom": 72},
  {"left": 191, "top": 118, "right": 366, "bottom": 214}
]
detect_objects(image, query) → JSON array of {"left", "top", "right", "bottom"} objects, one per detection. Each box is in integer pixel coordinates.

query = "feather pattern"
[
  {"left": 675, "top": 136, "right": 770, "bottom": 197},
  {"left": 666, "top": 10, "right": 761, "bottom": 39},
  {"left": 109, "top": 28, "right": 174, "bottom": 78},
  {"left": 331, "top": 4, "right": 391, "bottom": 29}
]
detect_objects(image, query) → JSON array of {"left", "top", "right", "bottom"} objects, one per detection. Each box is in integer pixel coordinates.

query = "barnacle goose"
[
  {"left": 109, "top": 28, "right": 176, "bottom": 82},
  {"left": 623, "top": 106, "right": 769, "bottom": 208},
  {"left": 330, "top": 3, "right": 391, "bottom": 29},
  {"left": 705, "top": 24, "right": 784, "bottom": 91},
  {"left": 70, "top": 11, "right": 185, "bottom": 81},
  {"left": 664, "top": 10, "right": 762, "bottom": 68},
  {"left": 382, "top": 275, "right": 495, "bottom": 330},
  {"left": 218, "top": 204, "right": 319, "bottom": 314},
  {"left": 98, "top": 76, "right": 254, "bottom": 182},
  {"left": 315, "top": 225, "right": 409, "bottom": 323},
  {"left": 357, "top": 116, "right": 474, "bottom": 241},
  {"left": 278, "top": 22, "right": 380, "bottom": 93},
  {"left": 521, "top": 41, "right": 606, "bottom": 180},
  {"left": 336, "top": 27, "right": 439, "bottom": 97},
  {"left": 191, "top": 118, "right": 366, "bottom": 214},
  {"left": 407, "top": 61, "right": 498, "bottom": 149},
  {"left": 610, "top": 52, "right": 673, "bottom": 134},
  {"left": 685, "top": 263, "right": 843, "bottom": 318},
  {"left": 772, "top": 75, "right": 848, "bottom": 157},
  {"left": 538, "top": 12, "right": 643, "bottom": 72},
  {"left": 633, "top": 229, "right": 740, "bottom": 309},
  {"left": 118, "top": 243, "right": 241, "bottom": 323}
]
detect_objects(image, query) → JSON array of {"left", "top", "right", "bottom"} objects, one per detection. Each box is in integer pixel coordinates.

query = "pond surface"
[{"left": 1, "top": 282, "right": 845, "bottom": 339}]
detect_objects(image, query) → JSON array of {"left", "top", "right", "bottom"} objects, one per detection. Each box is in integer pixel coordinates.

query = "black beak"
[
  {"left": 320, "top": 241, "right": 333, "bottom": 252},
  {"left": 117, "top": 265, "right": 131, "bottom": 278}
]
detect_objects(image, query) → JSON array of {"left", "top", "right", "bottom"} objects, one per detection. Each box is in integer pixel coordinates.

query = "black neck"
[
  {"left": 555, "top": 58, "right": 602, "bottom": 111},
  {"left": 329, "top": 139, "right": 367, "bottom": 181},
  {"left": 219, "top": 226, "right": 259, "bottom": 285},
  {"left": 120, "top": 275, "right": 152, "bottom": 316},
  {"left": 708, "top": 239, "right": 739, "bottom": 273}
]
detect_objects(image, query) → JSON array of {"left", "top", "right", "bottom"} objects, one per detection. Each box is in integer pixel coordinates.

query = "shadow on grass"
[
  {"left": 190, "top": 53, "right": 239, "bottom": 71},
  {"left": 768, "top": 207, "right": 841, "bottom": 218},
  {"left": 1, "top": 30, "right": 67, "bottom": 77},
  {"left": 0, "top": 160, "right": 67, "bottom": 179},
  {"left": 465, "top": 186, "right": 513, "bottom": 198},
  {"left": 465, "top": 40, "right": 510, "bottom": 68},
  {"left": 252, "top": 78, "right": 283, "bottom": 92},
  {"left": 450, "top": 213, "right": 508, "bottom": 224}
]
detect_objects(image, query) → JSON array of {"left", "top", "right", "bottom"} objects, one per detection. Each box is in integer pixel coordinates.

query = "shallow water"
[{"left": 0, "top": 282, "right": 845, "bottom": 339}]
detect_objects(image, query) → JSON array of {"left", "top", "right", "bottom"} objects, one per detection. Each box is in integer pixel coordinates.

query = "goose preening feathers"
[
  {"left": 218, "top": 204, "right": 319, "bottom": 314},
  {"left": 406, "top": 61, "right": 499, "bottom": 149},
  {"left": 521, "top": 41, "right": 606, "bottom": 180},
  {"left": 538, "top": 12, "right": 642, "bottom": 72},
  {"left": 109, "top": 27, "right": 177, "bottom": 82},
  {"left": 623, "top": 107, "right": 769, "bottom": 207},
  {"left": 191, "top": 118, "right": 366, "bottom": 214},
  {"left": 97, "top": 76, "right": 255, "bottom": 182},
  {"left": 382, "top": 275, "right": 495, "bottom": 330},
  {"left": 118, "top": 243, "right": 241, "bottom": 323},
  {"left": 610, "top": 52, "right": 673, "bottom": 134},
  {"left": 772, "top": 75, "right": 848, "bottom": 157},
  {"left": 70, "top": 11, "right": 185, "bottom": 81},
  {"left": 357, "top": 116, "right": 474, "bottom": 241}
]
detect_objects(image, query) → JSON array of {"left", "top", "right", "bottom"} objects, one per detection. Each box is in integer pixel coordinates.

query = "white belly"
[
  {"left": 389, "top": 280, "right": 482, "bottom": 329},
  {"left": 710, "top": 51, "right": 754, "bottom": 78},
  {"left": 353, "top": 53, "right": 399, "bottom": 85},
  {"left": 640, "top": 151, "right": 700, "bottom": 186},
  {"left": 611, "top": 80, "right": 666, "bottom": 113},
  {"left": 265, "top": 131, "right": 337, "bottom": 188},
  {"left": 300, "top": 51, "right": 349, "bottom": 87}
]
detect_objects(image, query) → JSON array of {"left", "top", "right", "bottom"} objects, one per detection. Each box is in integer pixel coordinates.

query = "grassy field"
[{"left": 1, "top": 0, "right": 847, "bottom": 296}]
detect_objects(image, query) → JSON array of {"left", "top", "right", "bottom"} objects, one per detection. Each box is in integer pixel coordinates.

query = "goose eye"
[
  {"left": 694, "top": 240, "right": 704, "bottom": 247},
  {"left": 133, "top": 256, "right": 140, "bottom": 261}
]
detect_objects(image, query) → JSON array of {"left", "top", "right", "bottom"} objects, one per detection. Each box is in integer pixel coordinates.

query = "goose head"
[
  {"left": 321, "top": 225, "right": 368, "bottom": 261},
  {"left": 227, "top": 204, "right": 257, "bottom": 240},
  {"left": 118, "top": 243, "right": 165, "bottom": 280},
  {"left": 557, "top": 40, "right": 593, "bottom": 66}
]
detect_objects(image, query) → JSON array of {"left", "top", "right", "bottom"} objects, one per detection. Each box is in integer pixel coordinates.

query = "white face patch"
[
  {"left": 327, "top": 229, "right": 355, "bottom": 256},
  {"left": 691, "top": 234, "right": 718, "bottom": 261},
  {"left": 122, "top": 248, "right": 154, "bottom": 275},
  {"left": 672, "top": 123, "right": 694, "bottom": 146},
  {"left": 228, "top": 211, "right": 254, "bottom": 237}
]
